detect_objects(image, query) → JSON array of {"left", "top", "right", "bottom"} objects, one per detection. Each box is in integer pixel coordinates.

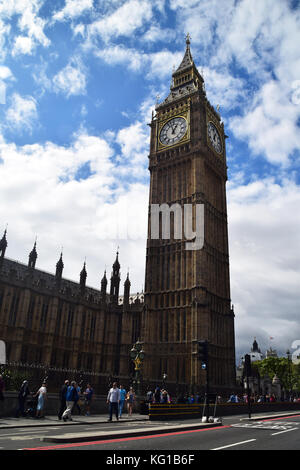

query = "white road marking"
[
  {"left": 271, "top": 427, "right": 299, "bottom": 436},
  {"left": 212, "top": 439, "right": 257, "bottom": 450}
]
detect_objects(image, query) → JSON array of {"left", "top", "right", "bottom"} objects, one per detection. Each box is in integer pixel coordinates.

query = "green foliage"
[
  {"left": 255, "top": 357, "right": 299, "bottom": 391},
  {"left": 0, "top": 366, "right": 32, "bottom": 391}
]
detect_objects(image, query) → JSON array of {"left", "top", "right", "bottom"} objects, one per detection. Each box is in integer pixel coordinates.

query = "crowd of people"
[
  {"left": 1, "top": 372, "right": 300, "bottom": 421},
  {"left": 0, "top": 376, "right": 94, "bottom": 421},
  {"left": 106, "top": 382, "right": 136, "bottom": 421}
]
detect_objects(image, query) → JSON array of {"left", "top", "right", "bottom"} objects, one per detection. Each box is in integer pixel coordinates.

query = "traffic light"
[{"left": 197, "top": 340, "right": 208, "bottom": 363}]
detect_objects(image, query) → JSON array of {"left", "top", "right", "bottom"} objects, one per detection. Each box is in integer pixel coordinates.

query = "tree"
[{"left": 255, "top": 357, "right": 299, "bottom": 393}]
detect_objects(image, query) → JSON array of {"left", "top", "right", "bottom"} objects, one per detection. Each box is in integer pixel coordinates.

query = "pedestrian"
[
  {"left": 107, "top": 382, "right": 120, "bottom": 422},
  {"left": 15, "top": 380, "right": 30, "bottom": 417},
  {"left": 188, "top": 394, "right": 195, "bottom": 404},
  {"left": 119, "top": 385, "right": 126, "bottom": 418},
  {"left": 83, "top": 383, "right": 94, "bottom": 416},
  {"left": 154, "top": 386, "right": 161, "bottom": 404},
  {"left": 126, "top": 387, "right": 135, "bottom": 416},
  {"left": 75, "top": 383, "right": 82, "bottom": 415},
  {"left": 62, "top": 381, "right": 79, "bottom": 422},
  {"left": 228, "top": 392, "right": 238, "bottom": 403},
  {"left": 35, "top": 382, "right": 47, "bottom": 419},
  {"left": 146, "top": 389, "right": 153, "bottom": 404},
  {"left": 58, "top": 380, "right": 69, "bottom": 420},
  {"left": 161, "top": 389, "right": 170, "bottom": 403}
]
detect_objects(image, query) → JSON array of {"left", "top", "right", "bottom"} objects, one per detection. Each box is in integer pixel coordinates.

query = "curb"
[
  {"left": 0, "top": 416, "right": 148, "bottom": 430},
  {"left": 240, "top": 411, "right": 300, "bottom": 422},
  {"left": 41, "top": 422, "right": 221, "bottom": 444}
]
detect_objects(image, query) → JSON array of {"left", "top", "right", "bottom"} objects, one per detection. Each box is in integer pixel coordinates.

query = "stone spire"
[
  {"left": 157, "top": 34, "right": 204, "bottom": 109},
  {"left": 110, "top": 250, "right": 121, "bottom": 304},
  {"left": 101, "top": 269, "right": 108, "bottom": 301},
  {"left": 123, "top": 270, "right": 131, "bottom": 307},
  {"left": 28, "top": 240, "right": 38, "bottom": 269},
  {"left": 0, "top": 228, "right": 7, "bottom": 259},
  {"left": 80, "top": 261, "right": 87, "bottom": 294},
  {"left": 55, "top": 252, "right": 64, "bottom": 284},
  {"left": 174, "top": 33, "right": 194, "bottom": 74}
]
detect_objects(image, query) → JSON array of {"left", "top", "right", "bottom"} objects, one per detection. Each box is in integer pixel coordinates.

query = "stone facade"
[{"left": 0, "top": 240, "right": 143, "bottom": 391}]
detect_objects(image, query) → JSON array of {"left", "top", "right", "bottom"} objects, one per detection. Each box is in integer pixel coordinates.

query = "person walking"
[
  {"left": 83, "top": 383, "right": 94, "bottom": 416},
  {"left": 62, "top": 381, "right": 79, "bottom": 422},
  {"left": 35, "top": 382, "right": 47, "bottom": 419},
  {"left": 15, "top": 380, "right": 30, "bottom": 417},
  {"left": 154, "top": 386, "right": 161, "bottom": 404},
  {"left": 126, "top": 387, "right": 135, "bottom": 417},
  {"left": 75, "top": 383, "right": 82, "bottom": 415},
  {"left": 58, "top": 380, "right": 69, "bottom": 420},
  {"left": 119, "top": 385, "right": 127, "bottom": 418},
  {"left": 107, "top": 382, "right": 120, "bottom": 422}
]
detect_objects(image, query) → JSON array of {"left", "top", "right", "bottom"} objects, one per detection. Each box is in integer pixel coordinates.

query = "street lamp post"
[
  {"left": 162, "top": 373, "right": 167, "bottom": 389},
  {"left": 130, "top": 340, "right": 145, "bottom": 399},
  {"left": 286, "top": 350, "right": 292, "bottom": 400}
]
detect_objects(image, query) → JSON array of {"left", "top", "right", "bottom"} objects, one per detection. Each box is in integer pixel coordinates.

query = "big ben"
[{"left": 142, "top": 35, "right": 236, "bottom": 393}]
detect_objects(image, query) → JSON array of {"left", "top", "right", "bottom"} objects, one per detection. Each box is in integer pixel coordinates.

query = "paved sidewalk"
[{"left": 0, "top": 413, "right": 148, "bottom": 429}]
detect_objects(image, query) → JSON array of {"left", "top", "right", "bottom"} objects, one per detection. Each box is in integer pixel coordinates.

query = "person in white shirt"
[
  {"left": 107, "top": 382, "right": 120, "bottom": 422},
  {"left": 35, "top": 382, "right": 47, "bottom": 418}
]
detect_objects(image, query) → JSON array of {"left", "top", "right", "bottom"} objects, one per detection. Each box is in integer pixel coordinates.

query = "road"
[{"left": 1, "top": 413, "right": 300, "bottom": 454}]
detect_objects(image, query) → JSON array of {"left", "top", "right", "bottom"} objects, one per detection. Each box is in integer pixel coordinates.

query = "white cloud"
[
  {"left": 0, "top": 19, "right": 11, "bottom": 60},
  {"left": 52, "top": 0, "right": 94, "bottom": 22},
  {"left": 53, "top": 58, "right": 87, "bottom": 97},
  {"left": 88, "top": 0, "right": 153, "bottom": 42},
  {"left": 94, "top": 45, "right": 145, "bottom": 72},
  {"left": 12, "top": 35, "right": 33, "bottom": 56},
  {"left": 142, "top": 25, "right": 175, "bottom": 43},
  {"left": 0, "top": 0, "right": 50, "bottom": 56},
  {"left": 0, "top": 66, "right": 14, "bottom": 104},
  {"left": 202, "top": 67, "right": 246, "bottom": 110},
  {"left": 95, "top": 45, "right": 183, "bottom": 80},
  {"left": 5, "top": 93, "right": 38, "bottom": 133},
  {"left": 229, "top": 80, "right": 300, "bottom": 166},
  {"left": 0, "top": 129, "right": 148, "bottom": 292},
  {"left": 116, "top": 121, "right": 149, "bottom": 175},
  {"left": 228, "top": 176, "right": 300, "bottom": 357}
]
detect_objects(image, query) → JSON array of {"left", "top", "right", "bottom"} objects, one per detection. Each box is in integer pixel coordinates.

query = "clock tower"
[{"left": 142, "top": 35, "right": 236, "bottom": 393}]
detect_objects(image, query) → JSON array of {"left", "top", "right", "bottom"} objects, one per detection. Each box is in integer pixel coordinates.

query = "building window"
[
  {"left": 40, "top": 300, "right": 49, "bottom": 331},
  {"left": 26, "top": 295, "right": 35, "bottom": 329},
  {"left": 66, "top": 306, "right": 74, "bottom": 337},
  {"left": 8, "top": 291, "right": 20, "bottom": 326}
]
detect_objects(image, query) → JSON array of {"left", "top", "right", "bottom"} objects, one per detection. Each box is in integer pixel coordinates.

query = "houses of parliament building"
[{"left": 0, "top": 37, "right": 236, "bottom": 394}]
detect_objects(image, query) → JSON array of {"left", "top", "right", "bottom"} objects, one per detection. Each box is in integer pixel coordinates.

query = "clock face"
[
  {"left": 159, "top": 117, "right": 187, "bottom": 147},
  {"left": 207, "top": 121, "right": 222, "bottom": 154}
]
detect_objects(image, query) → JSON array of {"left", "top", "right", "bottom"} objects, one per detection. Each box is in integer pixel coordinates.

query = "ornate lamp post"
[
  {"left": 162, "top": 373, "right": 167, "bottom": 389},
  {"left": 130, "top": 340, "right": 145, "bottom": 399}
]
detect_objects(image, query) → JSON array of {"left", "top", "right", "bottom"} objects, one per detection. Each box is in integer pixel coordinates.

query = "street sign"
[{"left": 0, "top": 340, "right": 6, "bottom": 364}]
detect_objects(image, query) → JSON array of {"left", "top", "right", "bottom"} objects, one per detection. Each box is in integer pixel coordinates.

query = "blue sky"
[{"left": 0, "top": 0, "right": 300, "bottom": 360}]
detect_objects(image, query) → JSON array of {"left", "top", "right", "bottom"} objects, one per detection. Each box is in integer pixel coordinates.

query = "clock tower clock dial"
[
  {"left": 159, "top": 116, "right": 187, "bottom": 147},
  {"left": 207, "top": 121, "right": 222, "bottom": 154}
]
